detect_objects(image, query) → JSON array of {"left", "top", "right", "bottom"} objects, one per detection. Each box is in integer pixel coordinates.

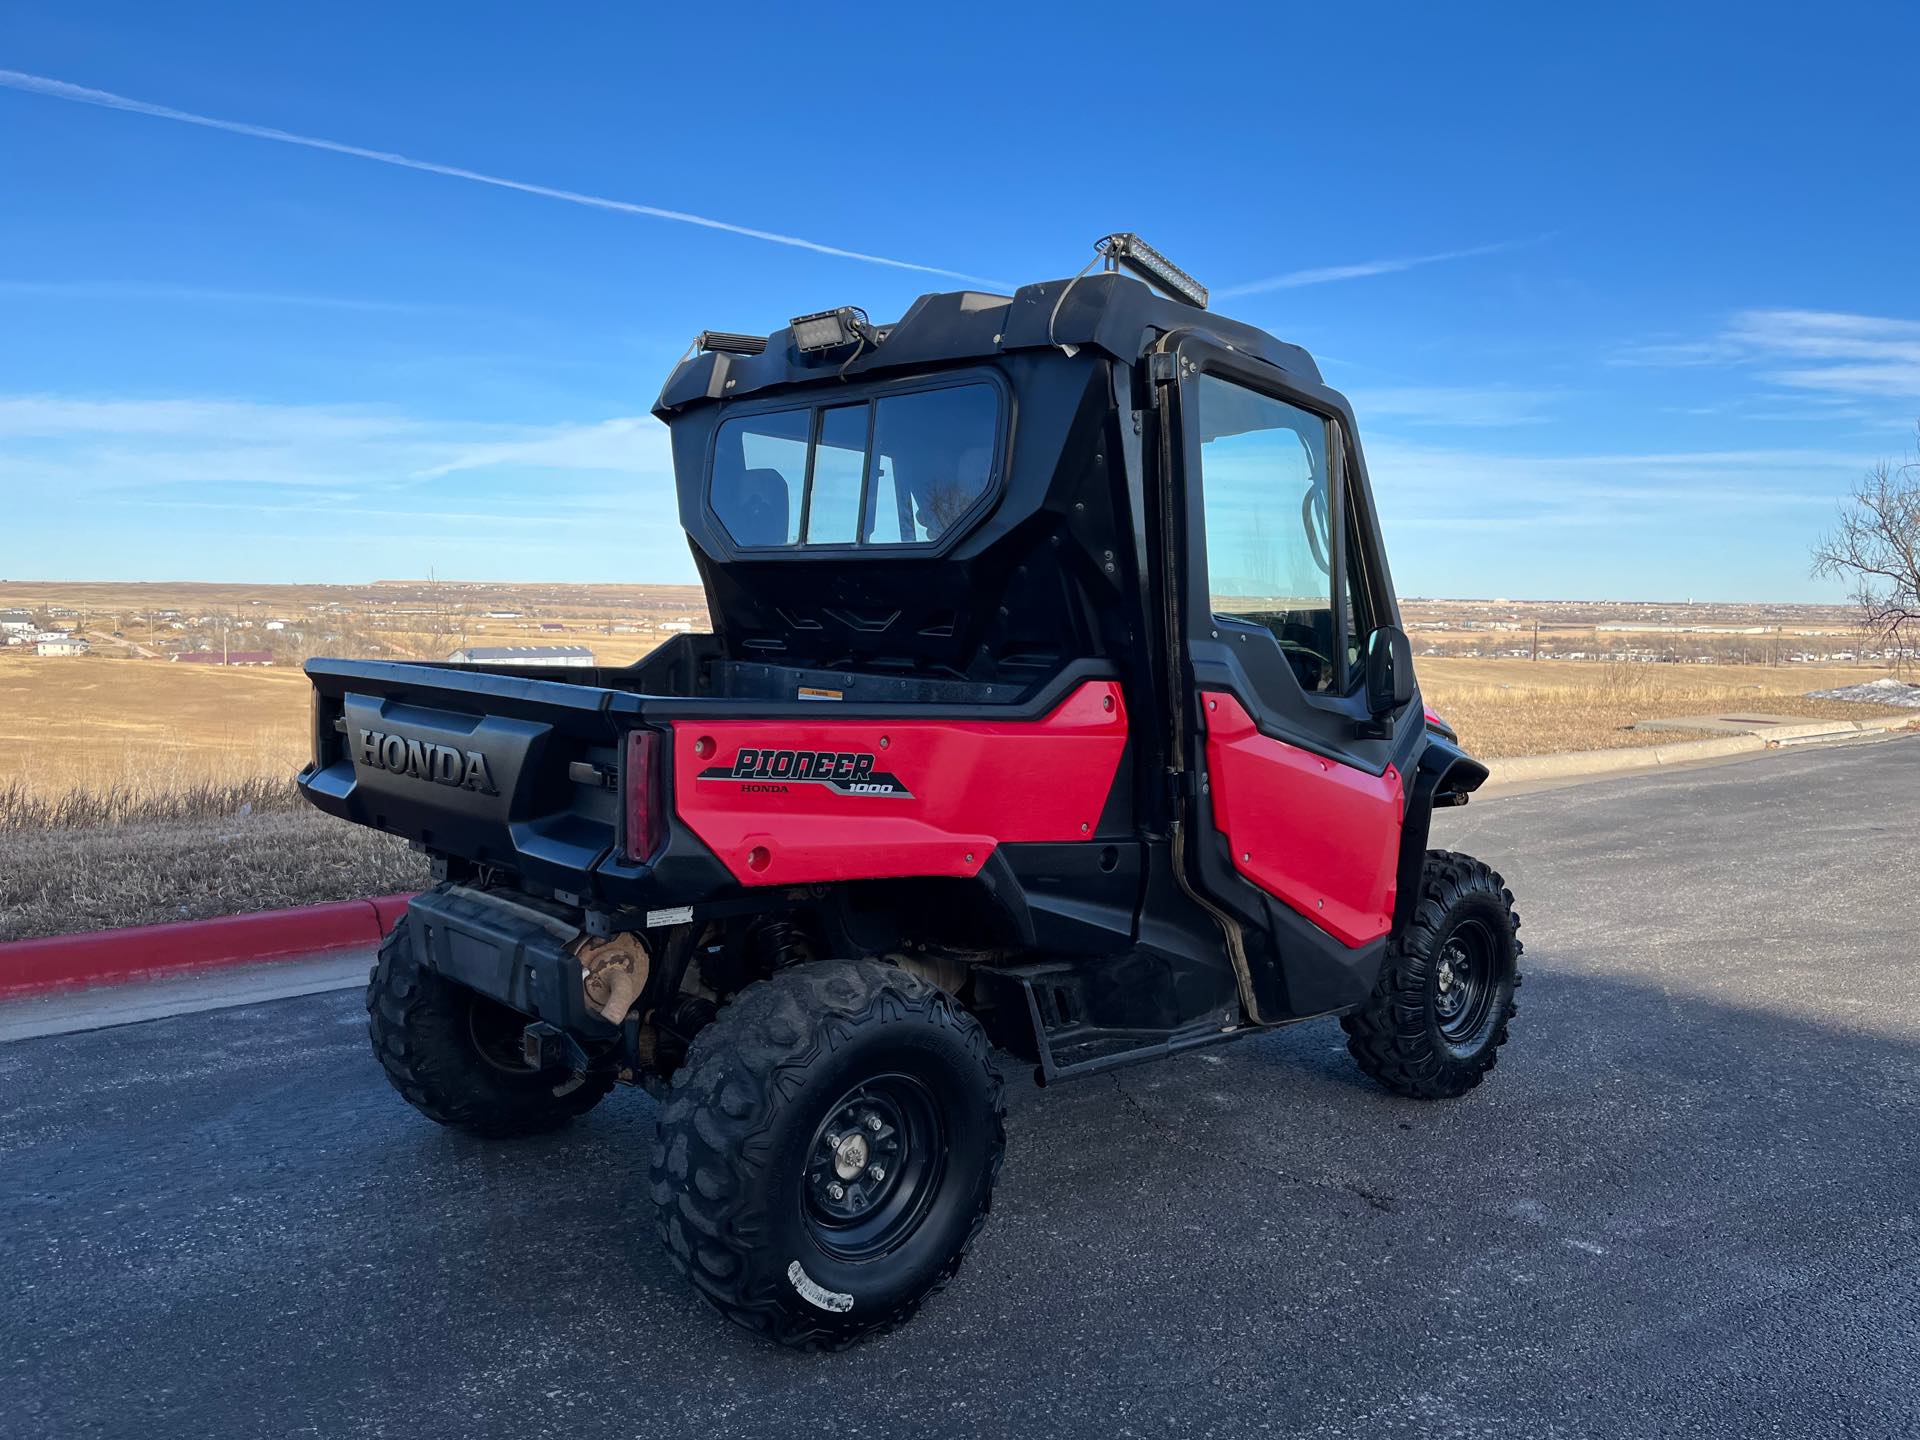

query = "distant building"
[
  {"left": 0, "top": 609, "right": 35, "bottom": 634},
  {"left": 659, "top": 619, "right": 695, "bottom": 634},
  {"left": 35, "top": 637, "right": 89, "bottom": 656},
  {"left": 264, "top": 620, "right": 287, "bottom": 631},
  {"left": 172, "top": 650, "right": 275, "bottom": 666},
  {"left": 538, "top": 622, "right": 566, "bottom": 631},
  {"left": 447, "top": 644, "right": 594, "bottom": 668}
]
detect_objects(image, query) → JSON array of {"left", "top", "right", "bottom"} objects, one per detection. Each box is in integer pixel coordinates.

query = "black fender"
[{"left": 1392, "top": 732, "right": 1490, "bottom": 937}]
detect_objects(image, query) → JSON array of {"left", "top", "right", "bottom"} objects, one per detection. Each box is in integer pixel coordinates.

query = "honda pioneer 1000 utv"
[{"left": 300, "top": 235, "right": 1521, "bottom": 1348}]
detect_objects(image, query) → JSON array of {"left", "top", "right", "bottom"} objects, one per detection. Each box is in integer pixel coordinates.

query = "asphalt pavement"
[{"left": 4, "top": 737, "right": 1917, "bottom": 1439}]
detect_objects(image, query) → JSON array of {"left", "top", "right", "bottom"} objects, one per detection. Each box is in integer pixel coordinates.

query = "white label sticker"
[
  {"left": 644, "top": 906, "right": 694, "bottom": 928},
  {"left": 787, "top": 1261, "right": 853, "bottom": 1313}
]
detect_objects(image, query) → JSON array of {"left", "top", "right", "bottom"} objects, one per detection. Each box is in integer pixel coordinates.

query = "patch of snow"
[{"left": 1805, "top": 678, "right": 1920, "bottom": 707}]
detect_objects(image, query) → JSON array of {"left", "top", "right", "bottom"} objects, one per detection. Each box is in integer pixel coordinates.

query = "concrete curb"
[
  {"left": 0, "top": 894, "right": 414, "bottom": 1001},
  {"left": 1762, "top": 717, "right": 1920, "bottom": 744},
  {"left": 1484, "top": 718, "right": 1919, "bottom": 788}
]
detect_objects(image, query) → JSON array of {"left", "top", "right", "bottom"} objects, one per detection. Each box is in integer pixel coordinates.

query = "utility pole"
[{"left": 1531, "top": 620, "right": 1539, "bottom": 662}]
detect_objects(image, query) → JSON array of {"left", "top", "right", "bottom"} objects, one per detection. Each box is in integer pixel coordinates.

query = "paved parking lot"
[{"left": 4, "top": 738, "right": 1916, "bottom": 1438}]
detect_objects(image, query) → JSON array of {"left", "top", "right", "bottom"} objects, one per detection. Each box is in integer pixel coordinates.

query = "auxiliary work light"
[
  {"left": 789, "top": 306, "right": 881, "bottom": 354},
  {"left": 697, "top": 330, "right": 768, "bottom": 355},
  {"left": 1097, "top": 233, "right": 1209, "bottom": 310}
]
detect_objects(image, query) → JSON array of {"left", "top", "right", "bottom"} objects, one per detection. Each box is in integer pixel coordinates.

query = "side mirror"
[{"left": 1365, "top": 625, "right": 1415, "bottom": 719}]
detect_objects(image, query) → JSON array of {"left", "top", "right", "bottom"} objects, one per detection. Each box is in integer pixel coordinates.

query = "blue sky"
[{"left": 2, "top": 3, "right": 1917, "bottom": 601}]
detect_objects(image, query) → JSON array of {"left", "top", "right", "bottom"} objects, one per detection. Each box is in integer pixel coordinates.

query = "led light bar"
[
  {"left": 1097, "top": 233, "right": 1209, "bottom": 310},
  {"left": 697, "top": 330, "right": 767, "bottom": 355},
  {"left": 789, "top": 306, "right": 879, "bottom": 354}
]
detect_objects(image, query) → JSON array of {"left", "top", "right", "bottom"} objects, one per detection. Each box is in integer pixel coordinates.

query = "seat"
[{"left": 715, "top": 466, "right": 793, "bottom": 547}]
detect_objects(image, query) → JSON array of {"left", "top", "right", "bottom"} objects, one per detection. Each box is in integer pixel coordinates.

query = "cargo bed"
[{"left": 297, "top": 642, "right": 1122, "bottom": 913}]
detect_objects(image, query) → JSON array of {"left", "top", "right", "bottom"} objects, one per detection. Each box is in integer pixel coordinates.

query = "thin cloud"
[
  {"left": 1361, "top": 435, "right": 1851, "bottom": 537},
  {"left": 1217, "top": 236, "right": 1548, "bottom": 299},
  {"left": 0, "top": 392, "right": 673, "bottom": 497},
  {"left": 1615, "top": 308, "right": 1920, "bottom": 400},
  {"left": 1345, "top": 384, "right": 1556, "bottom": 428},
  {"left": 0, "top": 69, "right": 1008, "bottom": 288},
  {"left": 413, "top": 417, "right": 659, "bottom": 480}
]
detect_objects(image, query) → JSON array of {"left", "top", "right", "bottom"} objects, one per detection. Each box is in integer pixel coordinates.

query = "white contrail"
[
  {"left": 1217, "top": 237, "right": 1549, "bottom": 299},
  {"left": 0, "top": 69, "right": 1008, "bottom": 287}
]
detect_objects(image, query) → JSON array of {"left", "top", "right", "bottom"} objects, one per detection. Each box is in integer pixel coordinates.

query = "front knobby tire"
[
  {"left": 365, "top": 917, "right": 614, "bottom": 1137},
  {"left": 649, "top": 959, "right": 1006, "bottom": 1350},
  {"left": 1343, "top": 850, "right": 1523, "bottom": 1099}
]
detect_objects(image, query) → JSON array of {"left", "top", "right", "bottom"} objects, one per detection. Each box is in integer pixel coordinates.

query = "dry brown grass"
[
  {"left": 0, "top": 652, "right": 425, "bottom": 939},
  {"left": 0, "top": 651, "right": 311, "bottom": 800},
  {"left": 1422, "top": 657, "right": 1916, "bottom": 758},
  {"left": 0, "top": 804, "right": 429, "bottom": 942},
  {"left": 0, "top": 774, "right": 300, "bottom": 831}
]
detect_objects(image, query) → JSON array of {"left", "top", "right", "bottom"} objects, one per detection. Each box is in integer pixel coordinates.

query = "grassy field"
[
  {"left": 0, "top": 647, "right": 1910, "bottom": 941},
  {"left": 0, "top": 650, "right": 312, "bottom": 799},
  {"left": 1419, "top": 657, "right": 1913, "bottom": 757}
]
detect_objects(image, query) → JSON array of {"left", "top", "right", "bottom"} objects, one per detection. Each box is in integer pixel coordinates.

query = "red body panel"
[
  {"left": 1200, "top": 691, "right": 1403, "bottom": 948},
  {"left": 671, "top": 682, "right": 1127, "bottom": 886}
]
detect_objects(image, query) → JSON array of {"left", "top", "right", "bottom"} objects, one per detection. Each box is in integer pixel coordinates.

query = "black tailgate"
[{"left": 299, "top": 658, "right": 648, "bottom": 891}]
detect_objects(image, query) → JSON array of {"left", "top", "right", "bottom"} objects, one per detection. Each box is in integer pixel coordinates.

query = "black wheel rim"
[
  {"left": 803, "top": 1073, "right": 946, "bottom": 1262},
  {"left": 1432, "top": 917, "right": 1498, "bottom": 1046}
]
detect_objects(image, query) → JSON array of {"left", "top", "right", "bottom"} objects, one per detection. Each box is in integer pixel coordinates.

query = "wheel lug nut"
[
  {"left": 868, "top": 1164, "right": 885, "bottom": 1182},
  {"left": 826, "top": 1182, "right": 845, "bottom": 1201},
  {"left": 866, "top": 1116, "right": 883, "bottom": 1133}
]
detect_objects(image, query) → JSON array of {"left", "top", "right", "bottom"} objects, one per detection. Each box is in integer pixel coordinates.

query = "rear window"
[{"left": 711, "top": 382, "right": 1000, "bottom": 551}]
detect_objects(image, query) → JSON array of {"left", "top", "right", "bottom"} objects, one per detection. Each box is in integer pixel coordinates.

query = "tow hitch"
[{"left": 521, "top": 1021, "right": 591, "bottom": 1093}]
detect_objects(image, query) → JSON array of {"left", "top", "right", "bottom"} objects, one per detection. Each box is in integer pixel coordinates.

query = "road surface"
[{"left": 4, "top": 737, "right": 1916, "bottom": 1438}]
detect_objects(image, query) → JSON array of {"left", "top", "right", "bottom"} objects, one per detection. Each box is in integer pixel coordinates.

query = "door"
[{"left": 1164, "top": 337, "right": 1421, "bottom": 953}]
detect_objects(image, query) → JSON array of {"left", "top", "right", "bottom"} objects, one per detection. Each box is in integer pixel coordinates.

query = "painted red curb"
[{"left": 0, "top": 894, "right": 418, "bottom": 1001}]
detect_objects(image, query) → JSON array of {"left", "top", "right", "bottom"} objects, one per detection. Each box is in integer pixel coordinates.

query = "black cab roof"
[{"left": 653, "top": 272, "right": 1322, "bottom": 416}]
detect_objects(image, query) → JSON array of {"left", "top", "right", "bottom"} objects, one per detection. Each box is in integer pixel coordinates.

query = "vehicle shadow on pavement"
[{"left": 2, "top": 964, "right": 1915, "bottom": 1439}]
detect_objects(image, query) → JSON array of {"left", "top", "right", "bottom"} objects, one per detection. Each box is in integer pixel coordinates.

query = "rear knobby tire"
[
  {"left": 365, "top": 916, "right": 614, "bottom": 1137},
  {"left": 650, "top": 959, "right": 1006, "bottom": 1350},
  {"left": 1343, "top": 849, "right": 1522, "bottom": 1099}
]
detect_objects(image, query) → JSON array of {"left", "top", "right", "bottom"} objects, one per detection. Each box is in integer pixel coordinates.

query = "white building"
[
  {"left": 447, "top": 644, "right": 595, "bottom": 669},
  {"left": 36, "top": 637, "right": 90, "bottom": 656}
]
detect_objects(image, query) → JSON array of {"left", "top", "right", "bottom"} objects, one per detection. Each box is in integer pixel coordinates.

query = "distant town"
[
  {"left": 0, "top": 580, "right": 711, "bottom": 671},
  {"left": 0, "top": 582, "right": 1909, "bottom": 673},
  {"left": 1397, "top": 597, "right": 1908, "bottom": 667}
]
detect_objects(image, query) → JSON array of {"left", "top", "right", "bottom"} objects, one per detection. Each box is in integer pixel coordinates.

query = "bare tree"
[{"left": 1813, "top": 425, "right": 1920, "bottom": 672}]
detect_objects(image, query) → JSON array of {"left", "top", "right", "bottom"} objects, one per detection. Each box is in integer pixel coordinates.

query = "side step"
[{"left": 975, "top": 958, "right": 1248, "bottom": 1087}]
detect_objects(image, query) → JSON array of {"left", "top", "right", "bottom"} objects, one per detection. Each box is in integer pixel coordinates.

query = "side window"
[{"left": 1194, "top": 375, "right": 1338, "bottom": 693}]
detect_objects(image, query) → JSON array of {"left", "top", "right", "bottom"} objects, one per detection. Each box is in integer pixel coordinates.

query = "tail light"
[{"left": 622, "top": 728, "right": 666, "bottom": 862}]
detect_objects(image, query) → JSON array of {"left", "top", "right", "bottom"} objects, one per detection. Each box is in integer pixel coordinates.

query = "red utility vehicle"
[{"left": 300, "top": 236, "right": 1522, "bottom": 1348}]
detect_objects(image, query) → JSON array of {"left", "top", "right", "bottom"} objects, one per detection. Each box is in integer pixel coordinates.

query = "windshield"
[{"left": 710, "top": 381, "right": 1000, "bottom": 551}]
